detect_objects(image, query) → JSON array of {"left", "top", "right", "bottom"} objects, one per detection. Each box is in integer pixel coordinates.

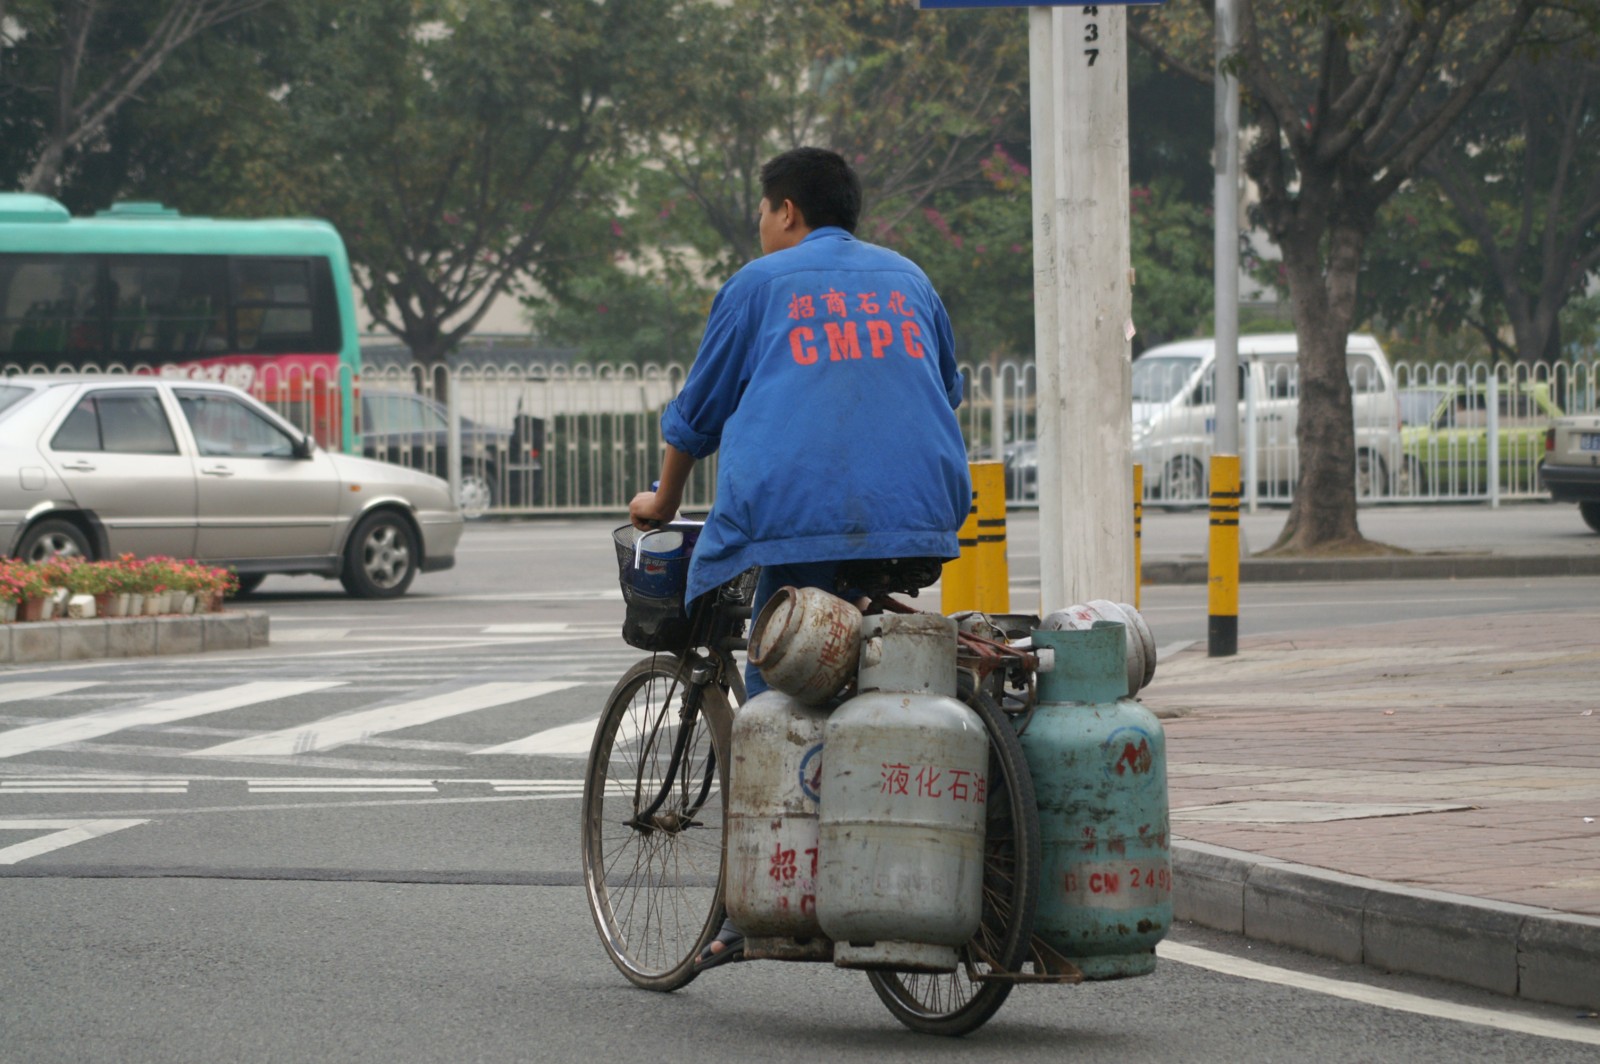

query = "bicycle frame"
[{"left": 626, "top": 585, "right": 750, "bottom": 832}]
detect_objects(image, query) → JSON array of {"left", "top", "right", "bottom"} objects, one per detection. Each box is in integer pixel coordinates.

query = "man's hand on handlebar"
[
  {"left": 633, "top": 444, "right": 696, "bottom": 530},
  {"left": 629, "top": 491, "right": 675, "bottom": 530}
]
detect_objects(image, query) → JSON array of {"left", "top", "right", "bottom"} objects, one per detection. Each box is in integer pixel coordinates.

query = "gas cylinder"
[
  {"left": 1041, "top": 601, "right": 1157, "bottom": 696},
  {"left": 1020, "top": 621, "right": 1171, "bottom": 979},
  {"left": 725, "top": 689, "right": 831, "bottom": 961},
  {"left": 749, "top": 586, "right": 863, "bottom": 704},
  {"left": 816, "top": 613, "right": 988, "bottom": 973}
]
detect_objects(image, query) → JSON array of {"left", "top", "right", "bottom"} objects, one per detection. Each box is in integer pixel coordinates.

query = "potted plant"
[
  {"left": 14, "top": 565, "right": 62, "bottom": 622},
  {"left": 0, "top": 564, "right": 22, "bottom": 623},
  {"left": 63, "top": 560, "right": 119, "bottom": 618}
]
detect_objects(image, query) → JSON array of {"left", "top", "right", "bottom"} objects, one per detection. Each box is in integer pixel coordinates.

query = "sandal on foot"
[{"left": 694, "top": 919, "right": 746, "bottom": 972}]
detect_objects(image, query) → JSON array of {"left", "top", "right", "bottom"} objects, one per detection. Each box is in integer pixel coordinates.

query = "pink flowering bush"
[{"left": 0, "top": 555, "right": 240, "bottom": 621}]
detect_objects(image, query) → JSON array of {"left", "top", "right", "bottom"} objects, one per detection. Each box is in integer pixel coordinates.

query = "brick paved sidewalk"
[{"left": 1144, "top": 609, "right": 1600, "bottom": 916}]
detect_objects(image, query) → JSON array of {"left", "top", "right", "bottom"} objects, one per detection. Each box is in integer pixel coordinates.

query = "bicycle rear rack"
[{"left": 968, "top": 936, "right": 1085, "bottom": 985}]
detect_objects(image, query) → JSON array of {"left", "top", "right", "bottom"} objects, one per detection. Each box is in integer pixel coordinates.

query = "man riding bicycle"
[{"left": 628, "top": 146, "right": 972, "bottom": 969}]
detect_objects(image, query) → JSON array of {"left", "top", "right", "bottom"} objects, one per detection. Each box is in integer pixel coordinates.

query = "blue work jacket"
[{"left": 662, "top": 227, "right": 972, "bottom": 602}]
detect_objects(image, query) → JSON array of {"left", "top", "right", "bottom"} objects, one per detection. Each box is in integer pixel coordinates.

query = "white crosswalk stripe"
[
  {"left": 186, "top": 681, "right": 582, "bottom": 758},
  {"left": 0, "top": 682, "right": 347, "bottom": 760},
  {"left": 0, "top": 681, "right": 104, "bottom": 703}
]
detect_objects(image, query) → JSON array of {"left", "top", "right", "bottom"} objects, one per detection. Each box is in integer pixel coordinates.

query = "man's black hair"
[{"left": 760, "top": 147, "right": 862, "bottom": 234}]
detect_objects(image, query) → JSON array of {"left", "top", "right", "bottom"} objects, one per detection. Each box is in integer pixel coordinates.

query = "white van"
[{"left": 1131, "top": 333, "right": 1402, "bottom": 504}]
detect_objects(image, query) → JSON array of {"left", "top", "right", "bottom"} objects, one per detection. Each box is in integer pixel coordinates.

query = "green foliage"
[
  {"left": 1128, "top": 179, "right": 1215, "bottom": 352},
  {"left": 1128, "top": 49, "right": 1214, "bottom": 204},
  {"left": 640, "top": 0, "right": 1031, "bottom": 274},
  {"left": 882, "top": 146, "right": 1034, "bottom": 362},
  {"left": 879, "top": 148, "right": 1215, "bottom": 362},
  {"left": 526, "top": 261, "right": 710, "bottom": 367},
  {"left": 0, "top": 1, "right": 274, "bottom": 196}
]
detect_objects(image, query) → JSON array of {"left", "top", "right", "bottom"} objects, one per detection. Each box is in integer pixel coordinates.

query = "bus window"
[
  {"left": 106, "top": 255, "right": 229, "bottom": 356},
  {"left": 231, "top": 257, "right": 339, "bottom": 354},
  {"left": 0, "top": 255, "right": 101, "bottom": 358}
]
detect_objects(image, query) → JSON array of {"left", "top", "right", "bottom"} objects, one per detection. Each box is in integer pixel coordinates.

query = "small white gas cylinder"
[{"left": 725, "top": 689, "right": 831, "bottom": 960}]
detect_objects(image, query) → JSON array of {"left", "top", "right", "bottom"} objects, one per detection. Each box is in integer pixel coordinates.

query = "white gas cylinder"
[
  {"left": 816, "top": 613, "right": 987, "bottom": 973},
  {"left": 725, "top": 689, "right": 831, "bottom": 960}
]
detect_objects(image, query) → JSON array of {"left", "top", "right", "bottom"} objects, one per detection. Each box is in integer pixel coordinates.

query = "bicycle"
[{"left": 582, "top": 527, "right": 1059, "bottom": 1036}]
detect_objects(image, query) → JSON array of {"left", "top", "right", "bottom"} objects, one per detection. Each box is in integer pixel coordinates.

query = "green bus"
[{"left": 0, "top": 193, "right": 361, "bottom": 452}]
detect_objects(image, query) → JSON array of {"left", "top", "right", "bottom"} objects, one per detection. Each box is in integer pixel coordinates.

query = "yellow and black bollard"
[
  {"left": 941, "top": 462, "right": 1010, "bottom": 614},
  {"left": 1207, "top": 455, "right": 1240, "bottom": 657}
]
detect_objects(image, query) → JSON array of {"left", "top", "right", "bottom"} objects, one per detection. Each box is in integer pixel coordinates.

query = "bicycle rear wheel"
[
  {"left": 866, "top": 679, "right": 1041, "bottom": 1036},
  {"left": 582, "top": 655, "right": 733, "bottom": 991}
]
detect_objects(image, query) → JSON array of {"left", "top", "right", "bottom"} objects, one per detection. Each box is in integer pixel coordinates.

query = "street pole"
[
  {"left": 1208, "top": 0, "right": 1241, "bottom": 657},
  {"left": 1213, "top": 0, "right": 1240, "bottom": 458},
  {"left": 1029, "top": 5, "right": 1134, "bottom": 612}
]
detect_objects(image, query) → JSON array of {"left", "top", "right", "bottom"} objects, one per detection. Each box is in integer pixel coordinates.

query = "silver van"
[{"left": 1131, "top": 333, "right": 1402, "bottom": 504}]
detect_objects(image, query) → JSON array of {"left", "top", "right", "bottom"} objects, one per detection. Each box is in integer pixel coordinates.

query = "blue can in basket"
[
  {"left": 614, "top": 522, "right": 701, "bottom": 601},
  {"left": 630, "top": 527, "right": 696, "bottom": 597}
]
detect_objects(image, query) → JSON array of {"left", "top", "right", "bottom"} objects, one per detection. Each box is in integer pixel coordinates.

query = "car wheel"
[
  {"left": 458, "top": 469, "right": 494, "bottom": 519},
  {"left": 232, "top": 574, "right": 267, "bottom": 597},
  {"left": 16, "top": 519, "right": 93, "bottom": 563},
  {"left": 1162, "top": 456, "right": 1207, "bottom": 509},
  {"left": 1357, "top": 451, "right": 1389, "bottom": 497},
  {"left": 339, "top": 510, "right": 418, "bottom": 599},
  {"left": 1580, "top": 501, "right": 1600, "bottom": 535}
]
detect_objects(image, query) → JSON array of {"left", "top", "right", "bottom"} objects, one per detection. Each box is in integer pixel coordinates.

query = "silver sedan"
[{"left": 0, "top": 376, "right": 463, "bottom": 598}]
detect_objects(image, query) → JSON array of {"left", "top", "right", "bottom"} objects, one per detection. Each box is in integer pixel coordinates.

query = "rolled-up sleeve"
[{"left": 661, "top": 282, "right": 754, "bottom": 458}]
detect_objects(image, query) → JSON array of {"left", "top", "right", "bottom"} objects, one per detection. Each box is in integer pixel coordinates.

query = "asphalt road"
[{"left": 2, "top": 507, "right": 1599, "bottom": 1062}]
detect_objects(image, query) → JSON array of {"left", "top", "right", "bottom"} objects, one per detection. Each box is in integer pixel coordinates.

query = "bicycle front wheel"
[
  {"left": 582, "top": 655, "right": 733, "bottom": 991},
  {"left": 867, "top": 680, "right": 1041, "bottom": 1036}
]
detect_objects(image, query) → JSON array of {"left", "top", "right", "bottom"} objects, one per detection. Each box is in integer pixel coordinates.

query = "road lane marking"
[
  {"left": 0, "top": 779, "right": 188, "bottom": 795},
  {"left": 186, "top": 682, "right": 582, "bottom": 758},
  {"left": 0, "top": 682, "right": 103, "bottom": 703},
  {"left": 0, "top": 819, "right": 148, "bottom": 864},
  {"left": 1159, "top": 941, "right": 1600, "bottom": 1046},
  {"left": 472, "top": 712, "right": 657, "bottom": 757},
  {"left": 269, "top": 628, "right": 351, "bottom": 642},
  {"left": 0, "top": 682, "right": 347, "bottom": 760}
]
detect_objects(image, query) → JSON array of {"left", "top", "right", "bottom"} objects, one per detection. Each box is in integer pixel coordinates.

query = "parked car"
[
  {"left": 1540, "top": 412, "right": 1600, "bottom": 533},
  {"left": 1001, "top": 440, "right": 1038, "bottom": 501},
  {"left": 1396, "top": 383, "right": 1561, "bottom": 495},
  {"left": 0, "top": 376, "right": 463, "bottom": 597},
  {"left": 359, "top": 387, "right": 530, "bottom": 517},
  {"left": 1131, "top": 333, "right": 1403, "bottom": 503}
]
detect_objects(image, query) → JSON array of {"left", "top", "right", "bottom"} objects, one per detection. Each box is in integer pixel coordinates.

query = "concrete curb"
[
  {"left": 1144, "top": 552, "right": 1600, "bottom": 585},
  {"left": 1173, "top": 839, "right": 1600, "bottom": 1009},
  {"left": 0, "top": 611, "right": 269, "bottom": 665}
]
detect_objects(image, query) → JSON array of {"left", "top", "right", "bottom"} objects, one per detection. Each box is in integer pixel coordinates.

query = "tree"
[
  {"left": 0, "top": 0, "right": 274, "bottom": 195},
  {"left": 1133, "top": 1, "right": 1555, "bottom": 553},
  {"left": 642, "top": 0, "right": 1031, "bottom": 275},
  {"left": 1421, "top": 42, "right": 1600, "bottom": 365},
  {"left": 226, "top": 0, "right": 681, "bottom": 372}
]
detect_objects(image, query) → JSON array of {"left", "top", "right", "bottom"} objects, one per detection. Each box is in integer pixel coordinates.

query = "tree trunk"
[
  {"left": 405, "top": 333, "right": 453, "bottom": 406},
  {"left": 1268, "top": 219, "right": 1367, "bottom": 553},
  {"left": 22, "top": 142, "right": 66, "bottom": 195}
]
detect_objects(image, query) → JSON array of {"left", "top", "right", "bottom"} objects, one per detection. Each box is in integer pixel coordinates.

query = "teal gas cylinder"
[{"left": 1021, "top": 621, "right": 1171, "bottom": 979}]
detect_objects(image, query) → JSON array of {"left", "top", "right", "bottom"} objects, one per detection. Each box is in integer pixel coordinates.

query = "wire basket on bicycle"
[{"left": 613, "top": 521, "right": 702, "bottom": 652}]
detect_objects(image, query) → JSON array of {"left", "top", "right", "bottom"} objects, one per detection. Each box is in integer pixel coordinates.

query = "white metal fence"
[{"left": 5, "top": 355, "right": 1597, "bottom": 514}]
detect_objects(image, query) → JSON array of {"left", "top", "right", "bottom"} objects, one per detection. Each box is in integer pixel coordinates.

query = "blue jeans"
[{"left": 744, "top": 560, "right": 843, "bottom": 699}]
